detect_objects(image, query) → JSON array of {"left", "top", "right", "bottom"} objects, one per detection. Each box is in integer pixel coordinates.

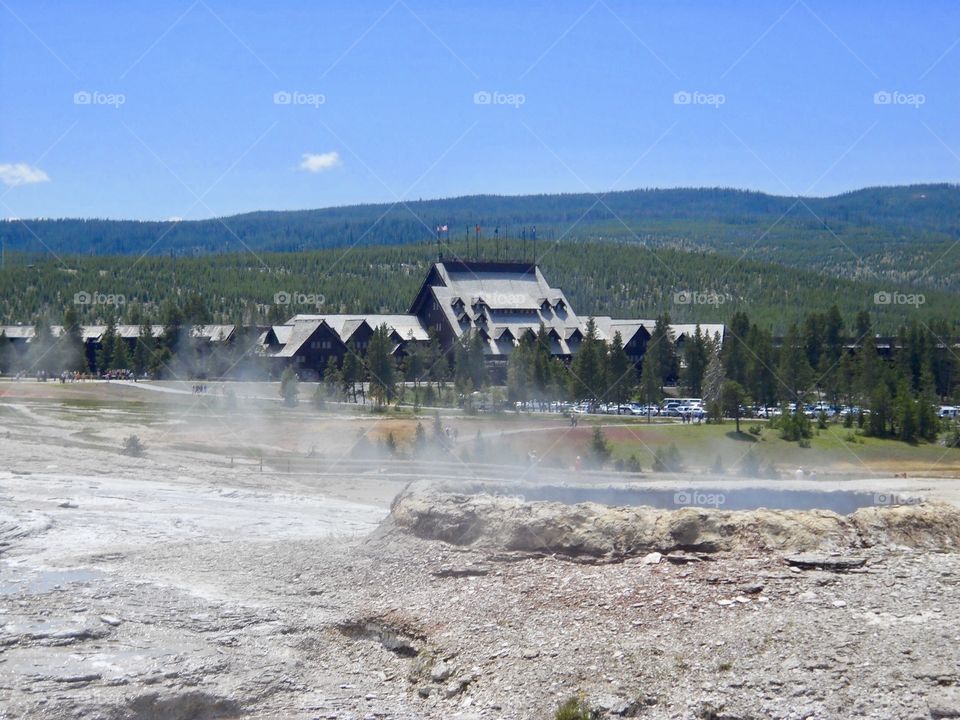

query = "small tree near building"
[
  {"left": 720, "top": 380, "right": 747, "bottom": 433},
  {"left": 280, "top": 366, "right": 299, "bottom": 407}
]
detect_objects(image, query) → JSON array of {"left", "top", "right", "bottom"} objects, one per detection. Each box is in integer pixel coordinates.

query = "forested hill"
[
  {"left": 1, "top": 240, "right": 956, "bottom": 333},
  {"left": 3, "top": 184, "right": 960, "bottom": 291}
]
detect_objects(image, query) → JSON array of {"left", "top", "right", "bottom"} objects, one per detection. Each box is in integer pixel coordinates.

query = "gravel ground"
[{"left": 1, "top": 390, "right": 959, "bottom": 719}]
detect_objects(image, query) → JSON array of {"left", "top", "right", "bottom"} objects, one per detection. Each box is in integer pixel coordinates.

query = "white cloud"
[
  {"left": 0, "top": 162, "right": 50, "bottom": 187},
  {"left": 298, "top": 151, "right": 341, "bottom": 173}
]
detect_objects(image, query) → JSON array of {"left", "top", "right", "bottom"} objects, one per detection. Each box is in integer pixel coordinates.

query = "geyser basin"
[{"left": 485, "top": 485, "right": 901, "bottom": 514}]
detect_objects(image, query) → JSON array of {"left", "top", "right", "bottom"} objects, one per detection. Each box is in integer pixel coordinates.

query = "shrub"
[
  {"left": 279, "top": 366, "right": 299, "bottom": 407},
  {"left": 312, "top": 384, "right": 326, "bottom": 409},
  {"left": 778, "top": 410, "right": 812, "bottom": 442},
  {"left": 626, "top": 453, "right": 642, "bottom": 473},
  {"left": 843, "top": 412, "right": 853, "bottom": 428},
  {"left": 382, "top": 432, "right": 397, "bottom": 456},
  {"left": 590, "top": 426, "right": 612, "bottom": 466},
  {"left": 739, "top": 452, "right": 761, "bottom": 478},
  {"left": 554, "top": 696, "right": 596, "bottom": 720},
  {"left": 747, "top": 423, "right": 762, "bottom": 436},
  {"left": 707, "top": 400, "right": 723, "bottom": 424},
  {"left": 121, "top": 434, "right": 145, "bottom": 457},
  {"left": 653, "top": 443, "right": 683, "bottom": 472},
  {"left": 842, "top": 430, "right": 863, "bottom": 444},
  {"left": 711, "top": 455, "right": 725, "bottom": 474},
  {"left": 949, "top": 425, "right": 960, "bottom": 449}
]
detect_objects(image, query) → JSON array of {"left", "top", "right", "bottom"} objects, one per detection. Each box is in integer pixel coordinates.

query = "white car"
[{"left": 676, "top": 404, "right": 704, "bottom": 419}]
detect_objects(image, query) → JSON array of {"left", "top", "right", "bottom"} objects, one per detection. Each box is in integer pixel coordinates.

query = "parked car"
[{"left": 675, "top": 404, "right": 705, "bottom": 419}]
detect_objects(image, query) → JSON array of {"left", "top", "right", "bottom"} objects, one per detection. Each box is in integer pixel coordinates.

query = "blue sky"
[{"left": 1, "top": 0, "right": 959, "bottom": 220}]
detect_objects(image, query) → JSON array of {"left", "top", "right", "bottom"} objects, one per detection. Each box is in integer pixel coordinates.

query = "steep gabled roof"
[{"left": 274, "top": 319, "right": 340, "bottom": 358}]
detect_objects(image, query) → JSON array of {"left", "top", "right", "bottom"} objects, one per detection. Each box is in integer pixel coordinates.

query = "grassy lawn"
[
  {"left": 604, "top": 422, "right": 960, "bottom": 475},
  {"left": 477, "top": 418, "right": 960, "bottom": 476}
]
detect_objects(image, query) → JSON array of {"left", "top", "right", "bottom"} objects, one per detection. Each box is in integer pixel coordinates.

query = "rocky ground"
[{"left": 2, "top": 385, "right": 960, "bottom": 719}]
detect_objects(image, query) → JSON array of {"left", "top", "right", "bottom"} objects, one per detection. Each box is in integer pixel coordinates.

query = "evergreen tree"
[
  {"left": 720, "top": 380, "right": 747, "bottom": 433},
  {"left": 721, "top": 311, "right": 750, "bottom": 386},
  {"left": 97, "top": 315, "right": 117, "bottom": 373},
  {"left": 60, "top": 305, "right": 87, "bottom": 372},
  {"left": 0, "top": 331, "right": 11, "bottom": 374},
  {"left": 917, "top": 378, "right": 941, "bottom": 442},
  {"left": 681, "top": 324, "right": 709, "bottom": 396},
  {"left": 650, "top": 314, "right": 678, "bottom": 387},
  {"left": 413, "top": 421, "right": 427, "bottom": 455},
  {"left": 569, "top": 317, "right": 607, "bottom": 402},
  {"left": 855, "top": 312, "right": 880, "bottom": 404},
  {"left": 778, "top": 322, "right": 813, "bottom": 404},
  {"left": 745, "top": 324, "right": 777, "bottom": 407},
  {"left": 403, "top": 339, "right": 427, "bottom": 405},
  {"left": 533, "top": 322, "right": 554, "bottom": 400},
  {"left": 606, "top": 331, "right": 634, "bottom": 410},
  {"left": 867, "top": 382, "right": 892, "bottom": 437},
  {"left": 28, "top": 317, "right": 56, "bottom": 375},
  {"left": 366, "top": 323, "right": 396, "bottom": 407},
  {"left": 133, "top": 321, "right": 154, "bottom": 376},
  {"left": 506, "top": 334, "right": 533, "bottom": 406},
  {"left": 468, "top": 330, "right": 488, "bottom": 390},
  {"left": 342, "top": 347, "right": 362, "bottom": 403},
  {"left": 638, "top": 350, "right": 662, "bottom": 416},
  {"left": 280, "top": 366, "right": 299, "bottom": 407},
  {"left": 453, "top": 335, "right": 472, "bottom": 396},
  {"left": 702, "top": 350, "right": 725, "bottom": 408},
  {"left": 110, "top": 333, "right": 130, "bottom": 370},
  {"left": 894, "top": 380, "right": 918, "bottom": 443},
  {"left": 323, "top": 356, "right": 342, "bottom": 399}
]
